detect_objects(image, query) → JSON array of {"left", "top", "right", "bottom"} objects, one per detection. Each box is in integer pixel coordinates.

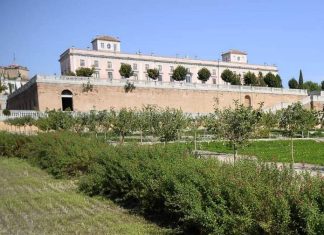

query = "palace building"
[
  {"left": 7, "top": 35, "right": 324, "bottom": 113},
  {"left": 59, "top": 35, "right": 278, "bottom": 84}
]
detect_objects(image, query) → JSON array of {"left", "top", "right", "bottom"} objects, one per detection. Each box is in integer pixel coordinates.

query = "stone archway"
[
  {"left": 244, "top": 95, "right": 251, "bottom": 107},
  {"left": 61, "top": 90, "right": 73, "bottom": 111}
]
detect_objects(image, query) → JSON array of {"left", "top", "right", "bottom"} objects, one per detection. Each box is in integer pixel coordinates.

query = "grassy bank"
[
  {"left": 199, "top": 139, "right": 324, "bottom": 165},
  {"left": 0, "top": 158, "right": 169, "bottom": 234}
]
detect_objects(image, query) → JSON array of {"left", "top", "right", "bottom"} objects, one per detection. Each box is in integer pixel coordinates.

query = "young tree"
[
  {"left": 321, "top": 81, "right": 324, "bottom": 90},
  {"left": 217, "top": 101, "right": 262, "bottom": 161},
  {"left": 243, "top": 71, "right": 257, "bottom": 85},
  {"left": 298, "top": 69, "right": 304, "bottom": 88},
  {"left": 197, "top": 68, "right": 211, "bottom": 83},
  {"left": 275, "top": 74, "right": 283, "bottom": 88},
  {"left": 119, "top": 63, "right": 134, "bottom": 79},
  {"left": 230, "top": 75, "right": 242, "bottom": 85},
  {"left": 221, "top": 69, "right": 234, "bottom": 83},
  {"left": 155, "top": 107, "right": 187, "bottom": 142},
  {"left": 110, "top": 108, "right": 137, "bottom": 143},
  {"left": 264, "top": 72, "right": 282, "bottom": 87},
  {"left": 279, "top": 103, "right": 317, "bottom": 163},
  {"left": 147, "top": 68, "right": 160, "bottom": 80},
  {"left": 288, "top": 78, "right": 299, "bottom": 89},
  {"left": 302, "top": 81, "right": 321, "bottom": 92},
  {"left": 172, "top": 65, "right": 188, "bottom": 81},
  {"left": 76, "top": 67, "right": 95, "bottom": 77}
]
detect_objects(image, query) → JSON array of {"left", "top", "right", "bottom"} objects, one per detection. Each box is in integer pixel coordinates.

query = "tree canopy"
[
  {"left": 197, "top": 68, "right": 211, "bottom": 82},
  {"left": 76, "top": 67, "right": 95, "bottom": 77},
  {"left": 298, "top": 69, "right": 304, "bottom": 88},
  {"left": 288, "top": 78, "right": 299, "bottom": 89},
  {"left": 119, "top": 63, "right": 134, "bottom": 79},
  {"left": 243, "top": 71, "right": 257, "bottom": 85},
  {"left": 221, "top": 69, "right": 241, "bottom": 85},
  {"left": 302, "top": 81, "right": 321, "bottom": 92},
  {"left": 172, "top": 65, "right": 188, "bottom": 81},
  {"left": 147, "top": 68, "right": 160, "bottom": 80},
  {"left": 263, "top": 72, "right": 282, "bottom": 88}
]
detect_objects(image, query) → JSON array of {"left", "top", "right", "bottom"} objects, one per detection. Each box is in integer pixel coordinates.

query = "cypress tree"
[{"left": 298, "top": 69, "right": 304, "bottom": 88}]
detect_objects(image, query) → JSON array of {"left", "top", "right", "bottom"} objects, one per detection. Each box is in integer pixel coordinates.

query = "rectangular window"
[
  {"left": 212, "top": 69, "right": 216, "bottom": 75},
  {"left": 145, "top": 64, "right": 149, "bottom": 70},
  {"left": 158, "top": 75, "right": 162, "bottom": 81},
  {"left": 94, "top": 71, "right": 99, "bottom": 78},
  {"left": 94, "top": 60, "right": 99, "bottom": 67},
  {"left": 134, "top": 73, "right": 138, "bottom": 80},
  {"left": 107, "top": 61, "right": 112, "bottom": 69},
  {"left": 101, "top": 43, "right": 105, "bottom": 48},
  {"left": 170, "top": 66, "right": 174, "bottom": 72},
  {"left": 80, "top": 59, "right": 85, "bottom": 67},
  {"left": 108, "top": 72, "right": 113, "bottom": 80},
  {"left": 133, "top": 63, "right": 138, "bottom": 71},
  {"left": 158, "top": 65, "right": 162, "bottom": 71}
]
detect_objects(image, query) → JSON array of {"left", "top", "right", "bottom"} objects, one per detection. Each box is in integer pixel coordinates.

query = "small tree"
[
  {"left": 217, "top": 101, "right": 262, "bottom": 161},
  {"left": 243, "top": 71, "right": 257, "bottom": 85},
  {"left": 264, "top": 72, "right": 282, "bottom": 87},
  {"left": 197, "top": 68, "right": 211, "bottom": 83},
  {"left": 321, "top": 81, "right": 324, "bottom": 90},
  {"left": 171, "top": 65, "right": 188, "bottom": 81},
  {"left": 155, "top": 108, "right": 187, "bottom": 142},
  {"left": 119, "top": 63, "right": 134, "bottom": 79},
  {"left": 279, "top": 103, "right": 317, "bottom": 163},
  {"left": 76, "top": 67, "right": 95, "bottom": 77},
  {"left": 288, "top": 78, "right": 299, "bottom": 89},
  {"left": 147, "top": 68, "right": 160, "bottom": 80},
  {"left": 110, "top": 108, "right": 137, "bottom": 143},
  {"left": 298, "top": 69, "right": 304, "bottom": 88},
  {"left": 302, "top": 81, "right": 321, "bottom": 92},
  {"left": 221, "top": 69, "right": 234, "bottom": 83}
]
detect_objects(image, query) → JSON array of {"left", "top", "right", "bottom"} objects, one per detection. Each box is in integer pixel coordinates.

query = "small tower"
[
  {"left": 221, "top": 50, "right": 247, "bottom": 63},
  {"left": 91, "top": 35, "right": 121, "bottom": 52}
]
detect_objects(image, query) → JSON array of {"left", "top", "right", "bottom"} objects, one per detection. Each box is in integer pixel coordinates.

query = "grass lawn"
[
  {"left": 199, "top": 139, "right": 324, "bottom": 166},
  {"left": 0, "top": 158, "right": 170, "bottom": 235}
]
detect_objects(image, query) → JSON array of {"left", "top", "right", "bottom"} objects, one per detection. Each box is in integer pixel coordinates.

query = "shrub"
[
  {"left": 79, "top": 144, "right": 324, "bottom": 234},
  {"left": 0, "top": 132, "right": 30, "bottom": 157}
]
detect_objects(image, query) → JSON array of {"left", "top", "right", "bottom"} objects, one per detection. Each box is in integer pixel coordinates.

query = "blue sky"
[{"left": 1, "top": 0, "right": 323, "bottom": 86}]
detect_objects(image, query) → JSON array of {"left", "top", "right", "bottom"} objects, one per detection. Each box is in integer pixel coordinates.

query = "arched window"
[
  {"left": 61, "top": 90, "right": 73, "bottom": 111},
  {"left": 244, "top": 95, "right": 251, "bottom": 107}
]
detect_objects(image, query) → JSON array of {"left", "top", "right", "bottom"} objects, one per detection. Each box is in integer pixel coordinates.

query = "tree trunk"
[
  {"left": 120, "top": 134, "right": 124, "bottom": 144},
  {"left": 291, "top": 137, "right": 295, "bottom": 164},
  {"left": 140, "top": 130, "right": 143, "bottom": 144}
]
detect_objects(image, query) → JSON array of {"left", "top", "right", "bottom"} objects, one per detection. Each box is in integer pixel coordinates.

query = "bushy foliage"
[
  {"left": 171, "top": 65, "right": 188, "bottom": 81},
  {"left": 35, "top": 109, "right": 74, "bottom": 131},
  {"left": 288, "top": 78, "right": 299, "bottom": 89},
  {"left": 264, "top": 72, "right": 282, "bottom": 88},
  {"left": 76, "top": 67, "right": 95, "bottom": 77},
  {"left": 221, "top": 69, "right": 241, "bottom": 85},
  {"left": 147, "top": 68, "right": 160, "bottom": 80},
  {"left": 79, "top": 144, "right": 324, "bottom": 234},
  {"left": 243, "top": 71, "right": 257, "bottom": 85},
  {"left": 0, "top": 132, "right": 108, "bottom": 178},
  {"left": 302, "top": 81, "right": 321, "bottom": 92},
  {"left": 197, "top": 67, "right": 211, "bottom": 82},
  {"left": 119, "top": 63, "right": 134, "bottom": 79}
]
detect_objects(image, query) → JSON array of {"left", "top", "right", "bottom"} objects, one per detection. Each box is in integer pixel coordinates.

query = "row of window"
[{"left": 79, "top": 59, "right": 217, "bottom": 75}]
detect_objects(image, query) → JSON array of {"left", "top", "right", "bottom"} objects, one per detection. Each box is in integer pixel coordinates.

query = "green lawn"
[
  {"left": 0, "top": 158, "right": 170, "bottom": 235},
  {"left": 199, "top": 139, "right": 324, "bottom": 165}
]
